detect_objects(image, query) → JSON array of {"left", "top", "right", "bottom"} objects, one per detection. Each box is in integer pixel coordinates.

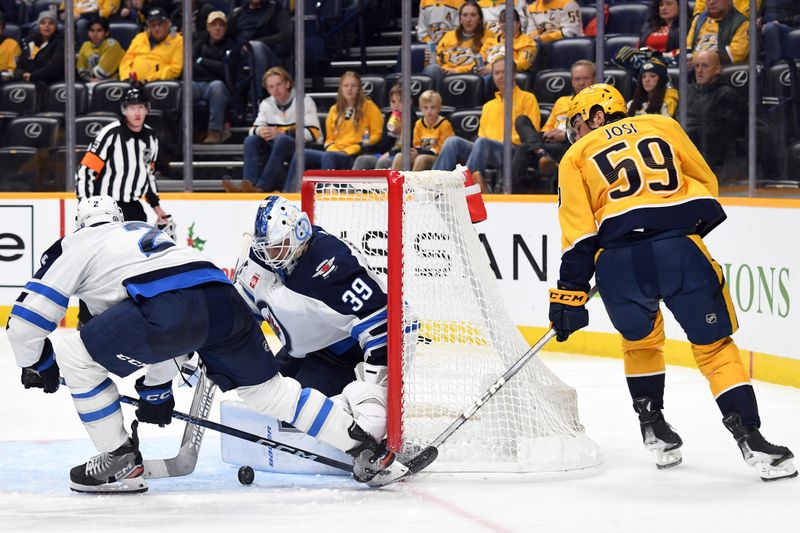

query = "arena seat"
[
  {"left": 440, "top": 74, "right": 483, "bottom": 109},
  {"left": 764, "top": 61, "right": 798, "bottom": 100},
  {"left": 448, "top": 109, "right": 482, "bottom": 142},
  {"left": 42, "top": 83, "right": 88, "bottom": 115},
  {"left": 317, "top": 111, "right": 328, "bottom": 138},
  {"left": 0, "top": 147, "right": 38, "bottom": 190},
  {"left": 579, "top": 6, "right": 596, "bottom": 29},
  {"left": 144, "top": 81, "right": 182, "bottom": 112},
  {"left": 605, "top": 35, "right": 640, "bottom": 64},
  {"left": 548, "top": 38, "right": 594, "bottom": 70},
  {"left": 360, "top": 75, "right": 387, "bottom": 108},
  {"left": 718, "top": 64, "right": 751, "bottom": 103},
  {"left": 602, "top": 68, "right": 633, "bottom": 100},
  {"left": 75, "top": 115, "right": 117, "bottom": 148},
  {"left": 533, "top": 69, "right": 572, "bottom": 104},
  {"left": 384, "top": 73, "right": 433, "bottom": 107},
  {"left": 786, "top": 29, "right": 800, "bottom": 61},
  {"left": 6, "top": 116, "right": 59, "bottom": 149},
  {"left": 91, "top": 81, "right": 131, "bottom": 114},
  {"left": 2, "top": 23, "right": 20, "bottom": 41},
  {"left": 109, "top": 22, "right": 140, "bottom": 50},
  {"left": 539, "top": 106, "right": 551, "bottom": 130},
  {"left": 0, "top": 82, "right": 37, "bottom": 115},
  {"left": 606, "top": 4, "right": 649, "bottom": 35}
]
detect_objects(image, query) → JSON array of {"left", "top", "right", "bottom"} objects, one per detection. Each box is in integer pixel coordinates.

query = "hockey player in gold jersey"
[{"left": 548, "top": 84, "right": 796, "bottom": 481}]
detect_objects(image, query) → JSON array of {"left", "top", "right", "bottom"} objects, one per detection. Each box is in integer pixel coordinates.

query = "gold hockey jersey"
[
  {"left": 556, "top": 113, "right": 726, "bottom": 289},
  {"left": 526, "top": 0, "right": 583, "bottom": 43}
]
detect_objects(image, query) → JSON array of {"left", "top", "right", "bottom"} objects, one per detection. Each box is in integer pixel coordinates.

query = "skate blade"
[
  {"left": 653, "top": 449, "right": 683, "bottom": 470},
  {"left": 364, "top": 460, "right": 411, "bottom": 488},
  {"left": 753, "top": 457, "right": 798, "bottom": 482},
  {"left": 70, "top": 476, "right": 148, "bottom": 494}
]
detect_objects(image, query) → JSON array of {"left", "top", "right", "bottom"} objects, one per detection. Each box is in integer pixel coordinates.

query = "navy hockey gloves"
[
  {"left": 22, "top": 338, "right": 60, "bottom": 393},
  {"left": 134, "top": 376, "right": 174, "bottom": 427},
  {"left": 548, "top": 287, "right": 590, "bottom": 342}
]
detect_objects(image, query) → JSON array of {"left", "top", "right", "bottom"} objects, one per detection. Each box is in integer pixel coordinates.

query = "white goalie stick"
[
  {"left": 403, "top": 286, "right": 599, "bottom": 474},
  {"left": 140, "top": 367, "right": 217, "bottom": 478}
]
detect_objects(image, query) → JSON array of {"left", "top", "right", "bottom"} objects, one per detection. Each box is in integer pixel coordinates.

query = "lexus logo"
[
  {"left": 106, "top": 86, "right": 124, "bottom": 101},
  {"left": 410, "top": 80, "right": 422, "bottom": 94},
  {"left": 603, "top": 74, "right": 616, "bottom": 85},
  {"left": 730, "top": 70, "right": 748, "bottom": 87},
  {"left": 780, "top": 70, "right": 791, "bottom": 87},
  {"left": 448, "top": 79, "right": 467, "bottom": 95},
  {"left": 361, "top": 81, "right": 374, "bottom": 95},
  {"left": 9, "top": 88, "right": 27, "bottom": 104},
  {"left": 55, "top": 88, "right": 67, "bottom": 103},
  {"left": 85, "top": 122, "right": 103, "bottom": 138},
  {"left": 545, "top": 76, "right": 566, "bottom": 93},
  {"left": 24, "top": 122, "right": 43, "bottom": 139},
  {"left": 460, "top": 115, "right": 479, "bottom": 131},
  {"left": 150, "top": 85, "right": 170, "bottom": 100}
]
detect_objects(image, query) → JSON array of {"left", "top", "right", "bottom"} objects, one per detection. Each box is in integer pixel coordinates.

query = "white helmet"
[
  {"left": 76, "top": 195, "right": 124, "bottom": 229},
  {"left": 252, "top": 196, "right": 312, "bottom": 270}
]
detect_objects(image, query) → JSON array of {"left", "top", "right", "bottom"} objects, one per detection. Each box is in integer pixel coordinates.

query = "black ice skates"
[
  {"left": 347, "top": 423, "right": 409, "bottom": 487},
  {"left": 723, "top": 413, "right": 798, "bottom": 482},
  {"left": 633, "top": 397, "right": 683, "bottom": 469},
  {"left": 70, "top": 421, "right": 148, "bottom": 494}
]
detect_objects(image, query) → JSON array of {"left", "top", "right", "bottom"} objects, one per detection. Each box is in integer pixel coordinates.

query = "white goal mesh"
[{"left": 302, "top": 170, "right": 603, "bottom": 473}]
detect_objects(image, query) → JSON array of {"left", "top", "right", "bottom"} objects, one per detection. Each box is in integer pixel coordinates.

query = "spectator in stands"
[
  {"left": 424, "top": 1, "right": 494, "bottom": 92},
  {"left": 15, "top": 11, "right": 64, "bottom": 84},
  {"left": 417, "top": 0, "right": 463, "bottom": 44},
  {"left": 119, "top": 7, "right": 183, "bottom": 82},
  {"left": 481, "top": 8, "right": 537, "bottom": 92},
  {"left": 761, "top": 1, "right": 800, "bottom": 66},
  {"left": 395, "top": 89, "right": 455, "bottom": 171},
  {"left": 228, "top": 0, "right": 292, "bottom": 66},
  {"left": 0, "top": 12, "right": 21, "bottom": 82},
  {"left": 479, "top": 0, "right": 528, "bottom": 35},
  {"left": 641, "top": 0, "right": 688, "bottom": 57},
  {"left": 684, "top": 50, "right": 741, "bottom": 174},
  {"left": 77, "top": 17, "right": 125, "bottom": 83},
  {"left": 353, "top": 84, "right": 404, "bottom": 170},
  {"left": 525, "top": 0, "right": 583, "bottom": 44},
  {"left": 120, "top": 0, "right": 174, "bottom": 25},
  {"left": 694, "top": 0, "right": 759, "bottom": 18},
  {"left": 284, "top": 71, "right": 383, "bottom": 191},
  {"left": 432, "top": 56, "right": 541, "bottom": 192},
  {"left": 193, "top": 11, "right": 236, "bottom": 144},
  {"left": 687, "top": 0, "right": 749, "bottom": 65},
  {"left": 223, "top": 67, "right": 323, "bottom": 193},
  {"left": 627, "top": 57, "right": 679, "bottom": 118},
  {"left": 171, "top": 0, "right": 214, "bottom": 34},
  {"left": 59, "top": 0, "right": 120, "bottom": 21},
  {"left": 541, "top": 59, "right": 596, "bottom": 161}
]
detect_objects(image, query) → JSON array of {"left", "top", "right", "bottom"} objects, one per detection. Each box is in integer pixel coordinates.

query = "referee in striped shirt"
[
  {"left": 75, "top": 85, "right": 170, "bottom": 225},
  {"left": 75, "top": 85, "right": 171, "bottom": 325}
]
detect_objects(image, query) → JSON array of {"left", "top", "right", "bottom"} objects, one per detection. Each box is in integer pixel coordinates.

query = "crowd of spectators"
[{"left": 0, "top": 0, "right": 798, "bottom": 191}]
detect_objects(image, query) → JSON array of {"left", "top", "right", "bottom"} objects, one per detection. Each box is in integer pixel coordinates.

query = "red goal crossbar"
[{"left": 301, "top": 170, "right": 406, "bottom": 452}]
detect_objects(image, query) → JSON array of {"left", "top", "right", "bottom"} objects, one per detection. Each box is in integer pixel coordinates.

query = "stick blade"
[{"left": 406, "top": 446, "right": 438, "bottom": 474}]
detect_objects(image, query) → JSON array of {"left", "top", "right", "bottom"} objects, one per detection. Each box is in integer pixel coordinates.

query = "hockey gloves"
[
  {"left": 548, "top": 287, "right": 590, "bottom": 342},
  {"left": 22, "top": 338, "right": 60, "bottom": 393},
  {"left": 134, "top": 376, "right": 174, "bottom": 427},
  {"left": 342, "top": 362, "right": 388, "bottom": 441}
]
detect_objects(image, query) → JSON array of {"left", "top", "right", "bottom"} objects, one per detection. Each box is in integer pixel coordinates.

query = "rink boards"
[{"left": 0, "top": 192, "right": 798, "bottom": 387}]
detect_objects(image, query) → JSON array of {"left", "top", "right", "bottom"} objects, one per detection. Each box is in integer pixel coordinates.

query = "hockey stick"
[
  {"left": 119, "top": 395, "right": 355, "bottom": 473},
  {"left": 404, "top": 286, "right": 599, "bottom": 472},
  {"left": 139, "top": 369, "right": 217, "bottom": 478}
]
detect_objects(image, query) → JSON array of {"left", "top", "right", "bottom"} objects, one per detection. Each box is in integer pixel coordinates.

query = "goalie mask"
[
  {"left": 252, "top": 196, "right": 312, "bottom": 270},
  {"left": 76, "top": 195, "right": 124, "bottom": 229}
]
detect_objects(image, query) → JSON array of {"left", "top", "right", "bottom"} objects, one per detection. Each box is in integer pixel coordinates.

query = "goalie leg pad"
[
  {"left": 57, "top": 331, "right": 129, "bottom": 452},
  {"left": 237, "top": 374, "right": 358, "bottom": 453}
]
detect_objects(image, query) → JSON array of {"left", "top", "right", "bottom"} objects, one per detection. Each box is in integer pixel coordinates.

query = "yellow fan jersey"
[
  {"left": 556, "top": 113, "right": 726, "bottom": 289},
  {"left": 480, "top": 31, "right": 537, "bottom": 72},
  {"left": 412, "top": 116, "right": 455, "bottom": 154},
  {"left": 435, "top": 28, "right": 496, "bottom": 73}
]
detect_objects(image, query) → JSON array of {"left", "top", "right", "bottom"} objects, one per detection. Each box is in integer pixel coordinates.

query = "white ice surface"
[{"left": 1, "top": 330, "right": 798, "bottom": 532}]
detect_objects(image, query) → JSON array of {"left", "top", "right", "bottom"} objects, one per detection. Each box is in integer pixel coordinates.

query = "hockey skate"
[
  {"left": 70, "top": 421, "right": 148, "bottom": 494},
  {"left": 632, "top": 397, "right": 683, "bottom": 469},
  {"left": 723, "top": 413, "right": 798, "bottom": 482},
  {"left": 347, "top": 423, "right": 409, "bottom": 488}
]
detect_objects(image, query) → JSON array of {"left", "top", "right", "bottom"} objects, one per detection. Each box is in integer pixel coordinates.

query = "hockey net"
[{"left": 301, "top": 169, "right": 602, "bottom": 473}]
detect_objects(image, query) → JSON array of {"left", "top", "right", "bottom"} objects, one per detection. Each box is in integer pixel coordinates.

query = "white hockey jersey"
[
  {"left": 479, "top": 0, "right": 529, "bottom": 36},
  {"left": 250, "top": 90, "right": 324, "bottom": 145},
  {"left": 417, "top": 0, "right": 463, "bottom": 43},
  {"left": 7, "top": 221, "right": 229, "bottom": 368},
  {"left": 235, "top": 227, "right": 389, "bottom": 365}
]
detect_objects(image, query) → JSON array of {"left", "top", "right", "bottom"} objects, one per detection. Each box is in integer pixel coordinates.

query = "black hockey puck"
[{"left": 238, "top": 466, "right": 255, "bottom": 485}]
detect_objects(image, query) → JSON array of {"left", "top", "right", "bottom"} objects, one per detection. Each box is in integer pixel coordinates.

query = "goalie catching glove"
[
  {"left": 134, "top": 376, "right": 174, "bottom": 426},
  {"left": 548, "top": 286, "right": 590, "bottom": 342},
  {"left": 21, "top": 338, "right": 60, "bottom": 393},
  {"left": 340, "top": 362, "right": 388, "bottom": 442}
]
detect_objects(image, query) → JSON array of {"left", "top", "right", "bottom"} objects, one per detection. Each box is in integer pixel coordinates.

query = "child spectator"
[
  {"left": 353, "top": 84, "right": 404, "bottom": 170},
  {"left": 393, "top": 89, "right": 454, "bottom": 171},
  {"left": 77, "top": 17, "right": 125, "bottom": 83},
  {"left": 0, "top": 12, "right": 21, "bottom": 82},
  {"left": 424, "top": 0, "right": 494, "bottom": 92},
  {"left": 284, "top": 71, "right": 383, "bottom": 191},
  {"left": 417, "top": 0, "right": 463, "bottom": 44},
  {"left": 224, "top": 67, "right": 323, "bottom": 193},
  {"left": 193, "top": 10, "right": 237, "bottom": 144},
  {"left": 627, "top": 57, "right": 679, "bottom": 118},
  {"left": 16, "top": 11, "right": 64, "bottom": 84},
  {"left": 119, "top": 7, "right": 183, "bottom": 82},
  {"left": 526, "top": 0, "right": 583, "bottom": 44}
]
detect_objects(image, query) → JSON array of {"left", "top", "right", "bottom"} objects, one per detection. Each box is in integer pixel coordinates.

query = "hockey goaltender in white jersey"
[{"left": 231, "top": 196, "right": 392, "bottom": 446}]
